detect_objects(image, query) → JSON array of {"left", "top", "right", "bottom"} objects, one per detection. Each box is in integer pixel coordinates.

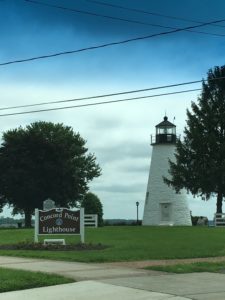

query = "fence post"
[
  {"left": 95, "top": 214, "right": 98, "bottom": 227},
  {"left": 34, "top": 209, "right": 39, "bottom": 243},
  {"left": 80, "top": 208, "right": 85, "bottom": 243}
]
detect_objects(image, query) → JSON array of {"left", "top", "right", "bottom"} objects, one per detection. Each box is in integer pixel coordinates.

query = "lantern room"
[{"left": 151, "top": 116, "right": 176, "bottom": 144}]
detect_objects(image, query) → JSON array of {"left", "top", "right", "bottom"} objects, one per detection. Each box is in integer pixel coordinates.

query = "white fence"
[
  {"left": 215, "top": 213, "right": 225, "bottom": 227},
  {"left": 84, "top": 214, "right": 98, "bottom": 227}
]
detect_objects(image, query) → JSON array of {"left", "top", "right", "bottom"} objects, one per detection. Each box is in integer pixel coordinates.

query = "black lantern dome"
[{"left": 151, "top": 116, "right": 176, "bottom": 144}]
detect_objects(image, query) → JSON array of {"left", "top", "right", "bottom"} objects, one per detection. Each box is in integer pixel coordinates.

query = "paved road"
[{"left": 0, "top": 256, "right": 225, "bottom": 299}]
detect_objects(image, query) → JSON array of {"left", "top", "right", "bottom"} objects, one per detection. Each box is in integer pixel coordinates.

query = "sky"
[{"left": 0, "top": 0, "right": 225, "bottom": 220}]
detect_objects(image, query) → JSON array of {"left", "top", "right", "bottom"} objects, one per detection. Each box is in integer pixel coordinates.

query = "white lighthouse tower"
[{"left": 142, "top": 116, "right": 192, "bottom": 226}]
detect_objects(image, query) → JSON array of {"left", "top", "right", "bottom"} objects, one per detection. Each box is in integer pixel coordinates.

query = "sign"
[
  {"left": 35, "top": 208, "right": 84, "bottom": 243},
  {"left": 39, "top": 208, "right": 80, "bottom": 234}
]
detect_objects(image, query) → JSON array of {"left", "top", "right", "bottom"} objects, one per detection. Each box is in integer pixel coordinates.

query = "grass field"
[
  {"left": 146, "top": 261, "right": 225, "bottom": 274},
  {"left": 0, "top": 267, "right": 74, "bottom": 293},
  {"left": 0, "top": 226, "right": 225, "bottom": 262}
]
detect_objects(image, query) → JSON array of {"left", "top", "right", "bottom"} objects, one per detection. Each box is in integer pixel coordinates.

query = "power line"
[
  {"left": 1, "top": 75, "right": 225, "bottom": 112},
  {"left": 24, "top": 0, "right": 225, "bottom": 37},
  {"left": 0, "top": 79, "right": 203, "bottom": 111},
  {"left": 25, "top": 0, "right": 168, "bottom": 28},
  {"left": 2, "top": 16, "right": 225, "bottom": 67},
  {"left": 0, "top": 88, "right": 201, "bottom": 117},
  {"left": 86, "top": 0, "right": 225, "bottom": 29}
]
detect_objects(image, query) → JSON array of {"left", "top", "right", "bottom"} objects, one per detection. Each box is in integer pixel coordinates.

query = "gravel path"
[{"left": 105, "top": 256, "right": 225, "bottom": 269}]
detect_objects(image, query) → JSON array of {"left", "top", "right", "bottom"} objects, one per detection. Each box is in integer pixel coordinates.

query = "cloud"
[
  {"left": 92, "top": 183, "right": 146, "bottom": 194},
  {"left": 95, "top": 143, "right": 151, "bottom": 164}
]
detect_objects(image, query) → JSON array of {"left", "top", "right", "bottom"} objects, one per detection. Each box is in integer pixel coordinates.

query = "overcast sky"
[{"left": 1, "top": 0, "right": 225, "bottom": 220}]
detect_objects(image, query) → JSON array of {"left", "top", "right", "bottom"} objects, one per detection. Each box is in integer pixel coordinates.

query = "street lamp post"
[{"left": 136, "top": 201, "right": 139, "bottom": 225}]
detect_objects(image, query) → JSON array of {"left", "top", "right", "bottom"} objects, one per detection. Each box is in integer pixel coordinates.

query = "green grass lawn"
[
  {"left": 0, "top": 226, "right": 225, "bottom": 262},
  {"left": 146, "top": 261, "right": 225, "bottom": 274},
  {"left": 0, "top": 267, "right": 74, "bottom": 293}
]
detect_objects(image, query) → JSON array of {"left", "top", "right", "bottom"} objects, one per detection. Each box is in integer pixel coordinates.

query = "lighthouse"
[{"left": 142, "top": 116, "right": 192, "bottom": 226}]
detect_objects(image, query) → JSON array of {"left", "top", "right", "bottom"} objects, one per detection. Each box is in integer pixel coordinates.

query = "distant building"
[{"left": 142, "top": 116, "right": 192, "bottom": 226}]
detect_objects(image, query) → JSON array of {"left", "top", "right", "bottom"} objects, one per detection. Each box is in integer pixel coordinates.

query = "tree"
[
  {"left": 165, "top": 65, "right": 225, "bottom": 213},
  {"left": 81, "top": 192, "right": 103, "bottom": 226},
  {"left": 0, "top": 197, "right": 6, "bottom": 214},
  {"left": 0, "top": 122, "right": 101, "bottom": 227}
]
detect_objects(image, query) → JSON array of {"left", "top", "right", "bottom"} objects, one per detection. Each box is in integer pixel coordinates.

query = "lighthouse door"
[{"left": 160, "top": 203, "right": 171, "bottom": 222}]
